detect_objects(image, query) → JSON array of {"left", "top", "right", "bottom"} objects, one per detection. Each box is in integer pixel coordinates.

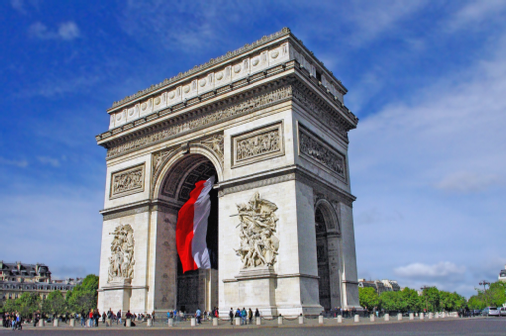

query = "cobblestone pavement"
[{"left": 2, "top": 317, "right": 505, "bottom": 335}]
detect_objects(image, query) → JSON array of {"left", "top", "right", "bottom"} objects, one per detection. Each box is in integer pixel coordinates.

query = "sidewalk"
[{"left": 11, "top": 316, "right": 485, "bottom": 331}]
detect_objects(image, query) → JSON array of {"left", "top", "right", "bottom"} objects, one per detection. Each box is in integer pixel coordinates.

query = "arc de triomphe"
[{"left": 96, "top": 28, "right": 360, "bottom": 317}]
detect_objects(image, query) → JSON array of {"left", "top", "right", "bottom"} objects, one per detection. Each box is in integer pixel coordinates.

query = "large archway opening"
[
  {"left": 159, "top": 154, "right": 219, "bottom": 313},
  {"left": 315, "top": 207, "right": 331, "bottom": 311}
]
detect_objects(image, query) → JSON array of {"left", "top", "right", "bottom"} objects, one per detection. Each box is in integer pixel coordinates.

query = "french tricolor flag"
[{"left": 176, "top": 176, "right": 215, "bottom": 273}]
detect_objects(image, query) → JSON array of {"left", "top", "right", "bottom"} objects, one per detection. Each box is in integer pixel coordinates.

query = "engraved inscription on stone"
[
  {"left": 298, "top": 125, "right": 346, "bottom": 180},
  {"left": 234, "top": 192, "right": 280, "bottom": 268},
  {"left": 108, "top": 224, "right": 135, "bottom": 283},
  {"left": 110, "top": 164, "right": 145, "bottom": 199},
  {"left": 232, "top": 122, "right": 283, "bottom": 167}
]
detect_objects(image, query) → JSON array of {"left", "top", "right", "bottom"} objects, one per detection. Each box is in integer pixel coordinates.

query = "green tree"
[
  {"left": 359, "top": 287, "right": 379, "bottom": 311},
  {"left": 379, "top": 291, "right": 405, "bottom": 312},
  {"left": 401, "top": 287, "right": 422, "bottom": 312},
  {"left": 42, "top": 290, "right": 66, "bottom": 315},
  {"left": 66, "top": 274, "right": 99, "bottom": 313},
  {"left": 16, "top": 292, "right": 41, "bottom": 318},
  {"left": 3, "top": 299, "right": 20, "bottom": 313},
  {"left": 468, "top": 295, "right": 487, "bottom": 310},
  {"left": 422, "top": 287, "right": 440, "bottom": 312}
]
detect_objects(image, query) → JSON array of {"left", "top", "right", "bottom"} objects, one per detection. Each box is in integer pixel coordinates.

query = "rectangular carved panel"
[
  {"left": 298, "top": 124, "right": 346, "bottom": 181},
  {"left": 109, "top": 163, "right": 145, "bottom": 199},
  {"left": 232, "top": 122, "right": 284, "bottom": 168}
]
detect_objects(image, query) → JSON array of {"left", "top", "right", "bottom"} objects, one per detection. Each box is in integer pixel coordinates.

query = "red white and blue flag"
[{"left": 176, "top": 176, "right": 215, "bottom": 273}]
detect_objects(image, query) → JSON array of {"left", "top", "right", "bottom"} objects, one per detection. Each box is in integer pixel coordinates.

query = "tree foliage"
[
  {"left": 42, "top": 290, "right": 66, "bottom": 315},
  {"left": 359, "top": 287, "right": 379, "bottom": 310},
  {"left": 66, "top": 274, "right": 99, "bottom": 313},
  {"left": 468, "top": 281, "right": 506, "bottom": 309}
]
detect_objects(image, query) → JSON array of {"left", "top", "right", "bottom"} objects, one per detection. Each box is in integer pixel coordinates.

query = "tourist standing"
[
  {"left": 196, "top": 308, "right": 201, "bottom": 324},
  {"left": 229, "top": 308, "right": 234, "bottom": 325},
  {"left": 248, "top": 308, "right": 253, "bottom": 324},
  {"left": 117, "top": 310, "right": 122, "bottom": 325}
]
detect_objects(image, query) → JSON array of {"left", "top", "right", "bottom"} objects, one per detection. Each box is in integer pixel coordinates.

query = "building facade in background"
[
  {"left": 96, "top": 28, "right": 360, "bottom": 317},
  {"left": 358, "top": 279, "right": 401, "bottom": 294},
  {"left": 0, "top": 261, "right": 80, "bottom": 303},
  {"left": 499, "top": 264, "right": 506, "bottom": 282}
]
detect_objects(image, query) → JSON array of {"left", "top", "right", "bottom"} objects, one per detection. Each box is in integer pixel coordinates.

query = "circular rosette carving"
[
  {"left": 252, "top": 57, "right": 260, "bottom": 66},
  {"left": 270, "top": 50, "right": 279, "bottom": 59},
  {"left": 168, "top": 91, "right": 175, "bottom": 99},
  {"left": 183, "top": 85, "right": 190, "bottom": 93},
  {"left": 234, "top": 192, "right": 279, "bottom": 269},
  {"left": 234, "top": 64, "right": 242, "bottom": 73},
  {"left": 216, "top": 71, "right": 224, "bottom": 80}
]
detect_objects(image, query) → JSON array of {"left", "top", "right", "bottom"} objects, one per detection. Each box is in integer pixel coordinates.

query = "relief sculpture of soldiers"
[
  {"left": 235, "top": 192, "right": 279, "bottom": 268},
  {"left": 96, "top": 27, "right": 360, "bottom": 318}
]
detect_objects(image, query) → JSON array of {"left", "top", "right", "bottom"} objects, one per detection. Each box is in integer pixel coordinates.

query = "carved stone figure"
[
  {"left": 110, "top": 165, "right": 145, "bottom": 198},
  {"left": 234, "top": 192, "right": 279, "bottom": 268},
  {"left": 108, "top": 224, "right": 136, "bottom": 282}
]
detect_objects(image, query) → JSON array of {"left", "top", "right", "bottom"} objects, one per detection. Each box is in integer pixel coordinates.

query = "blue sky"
[{"left": 1, "top": 0, "right": 505, "bottom": 298}]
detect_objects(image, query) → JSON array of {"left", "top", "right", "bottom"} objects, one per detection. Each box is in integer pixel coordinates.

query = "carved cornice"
[
  {"left": 109, "top": 28, "right": 293, "bottom": 110},
  {"left": 103, "top": 79, "right": 294, "bottom": 159},
  {"left": 218, "top": 170, "right": 296, "bottom": 197}
]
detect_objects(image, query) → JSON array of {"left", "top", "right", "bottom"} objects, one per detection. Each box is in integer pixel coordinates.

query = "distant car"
[
  {"left": 473, "top": 309, "right": 481, "bottom": 316},
  {"left": 499, "top": 307, "right": 506, "bottom": 316},
  {"left": 482, "top": 307, "right": 499, "bottom": 316}
]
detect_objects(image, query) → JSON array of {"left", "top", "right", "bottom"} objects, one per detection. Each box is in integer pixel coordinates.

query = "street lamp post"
[{"left": 479, "top": 280, "right": 490, "bottom": 306}]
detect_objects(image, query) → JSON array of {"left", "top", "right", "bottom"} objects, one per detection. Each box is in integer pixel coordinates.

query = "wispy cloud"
[
  {"left": 11, "top": 0, "right": 26, "bottom": 14},
  {"left": 446, "top": 0, "right": 506, "bottom": 32},
  {"left": 436, "top": 171, "right": 503, "bottom": 194},
  {"left": 395, "top": 262, "right": 466, "bottom": 279},
  {"left": 0, "top": 156, "right": 28, "bottom": 168},
  {"left": 28, "top": 21, "right": 80, "bottom": 41},
  {"left": 37, "top": 156, "right": 60, "bottom": 167}
]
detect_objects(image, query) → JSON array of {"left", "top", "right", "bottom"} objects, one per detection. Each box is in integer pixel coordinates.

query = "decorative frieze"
[
  {"left": 298, "top": 125, "right": 346, "bottom": 181},
  {"left": 108, "top": 224, "right": 135, "bottom": 282},
  {"left": 110, "top": 164, "right": 145, "bottom": 199},
  {"left": 232, "top": 122, "right": 284, "bottom": 168},
  {"left": 292, "top": 82, "right": 356, "bottom": 140},
  {"left": 106, "top": 85, "right": 292, "bottom": 159}
]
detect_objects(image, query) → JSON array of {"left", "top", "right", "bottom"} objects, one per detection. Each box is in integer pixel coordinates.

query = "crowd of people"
[{"left": 1, "top": 312, "right": 22, "bottom": 330}]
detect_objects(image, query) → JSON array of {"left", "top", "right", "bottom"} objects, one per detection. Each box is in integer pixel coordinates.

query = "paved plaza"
[{"left": 2, "top": 317, "right": 506, "bottom": 335}]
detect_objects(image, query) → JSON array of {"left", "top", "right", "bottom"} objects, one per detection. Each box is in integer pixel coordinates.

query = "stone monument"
[{"left": 96, "top": 28, "right": 360, "bottom": 317}]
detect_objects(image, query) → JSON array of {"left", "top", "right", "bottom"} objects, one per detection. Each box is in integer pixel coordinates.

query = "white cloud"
[
  {"left": 395, "top": 262, "right": 466, "bottom": 278},
  {"left": 37, "top": 156, "right": 60, "bottom": 167},
  {"left": 447, "top": 0, "right": 506, "bottom": 32},
  {"left": 28, "top": 21, "right": 80, "bottom": 41},
  {"left": 0, "top": 157, "right": 28, "bottom": 168},
  {"left": 436, "top": 171, "right": 503, "bottom": 193},
  {"left": 11, "top": 0, "right": 26, "bottom": 14}
]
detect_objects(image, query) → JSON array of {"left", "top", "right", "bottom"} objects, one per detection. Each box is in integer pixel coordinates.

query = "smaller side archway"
[{"left": 314, "top": 198, "right": 342, "bottom": 311}]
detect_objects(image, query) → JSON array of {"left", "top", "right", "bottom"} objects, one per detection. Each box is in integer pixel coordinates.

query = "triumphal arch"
[{"left": 96, "top": 28, "right": 360, "bottom": 317}]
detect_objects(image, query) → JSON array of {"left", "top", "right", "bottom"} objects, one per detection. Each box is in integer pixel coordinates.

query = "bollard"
[
  {"left": 213, "top": 318, "right": 218, "bottom": 326},
  {"left": 278, "top": 316, "right": 283, "bottom": 325},
  {"left": 397, "top": 313, "right": 402, "bottom": 321},
  {"left": 168, "top": 318, "right": 174, "bottom": 327},
  {"left": 384, "top": 313, "right": 390, "bottom": 321},
  {"left": 318, "top": 315, "right": 324, "bottom": 324},
  {"left": 147, "top": 318, "right": 153, "bottom": 327},
  {"left": 39, "top": 319, "right": 44, "bottom": 327},
  {"left": 354, "top": 314, "right": 359, "bottom": 323},
  {"left": 429, "top": 312, "right": 433, "bottom": 319},
  {"left": 441, "top": 312, "right": 445, "bottom": 319},
  {"left": 299, "top": 315, "right": 304, "bottom": 324},
  {"left": 53, "top": 319, "right": 59, "bottom": 327},
  {"left": 409, "top": 313, "right": 414, "bottom": 320},
  {"left": 70, "top": 318, "right": 75, "bottom": 327},
  {"left": 337, "top": 315, "right": 343, "bottom": 323},
  {"left": 420, "top": 313, "right": 424, "bottom": 320},
  {"left": 256, "top": 317, "right": 261, "bottom": 325},
  {"left": 191, "top": 317, "right": 196, "bottom": 327},
  {"left": 235, "top": 317, "right": 241, "bottom": 326},
  {"left": 370, "top": 314, "right": 375, "bottom": 322},
  {"left": 126, "top": 318, "right": 132, "bottom": 327}
]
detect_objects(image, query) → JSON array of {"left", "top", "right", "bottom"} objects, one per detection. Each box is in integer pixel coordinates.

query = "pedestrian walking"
[{"left": 229, "top": 307, "right": 234, "bottom": 325}]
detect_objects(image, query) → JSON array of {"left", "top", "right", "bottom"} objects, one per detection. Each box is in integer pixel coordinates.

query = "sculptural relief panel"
[
  {"left": 298, "top": 124, "right": 346, "bottom": 181},
  {"left": 108, "top": 224, "right": 135, "bottom": 283},
  {"left": 232, "top": 122, "right": 284, "bottom": 168},
  {"left": 234, "top": 192, "right": 280, "bottom": 269},
  {"left": 110, "top": 164, "right": 145, "bottom": 199}
]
